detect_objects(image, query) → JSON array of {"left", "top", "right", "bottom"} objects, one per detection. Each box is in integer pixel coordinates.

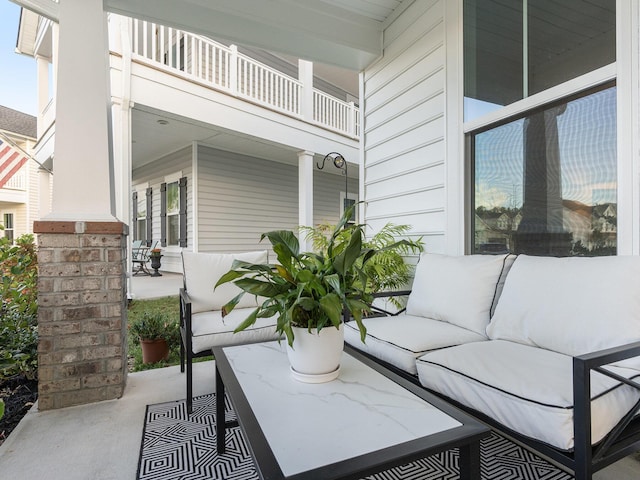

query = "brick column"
[{"left": 34, "top": 221, "right": 128, "bottom": 410}]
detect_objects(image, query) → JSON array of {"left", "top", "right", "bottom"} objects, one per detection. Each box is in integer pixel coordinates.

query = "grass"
[{"left": 126, "top": 295, "right": 212, "bottom": 372}]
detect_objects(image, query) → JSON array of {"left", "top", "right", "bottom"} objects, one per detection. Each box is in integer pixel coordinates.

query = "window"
[
  {"left": 166, "top": 181, "right": 179, "bottom": 245},
  {"left": 340, "top": 193, "right": 357, "bottom": 225},
  {"left": 161, "top": 176, "right": 187, "bottom": 247},
  {"left": 3, "top": 213, "right": 13, "bottom": 243},
  {"left": 135, "top": 193, "right": 146, "bottom": 243},
  {"left": 470, "top": 85, "right": 617, "bottom": 256},
  {"left": 464, "top": 0, "right": 616, "bottom": 121}
]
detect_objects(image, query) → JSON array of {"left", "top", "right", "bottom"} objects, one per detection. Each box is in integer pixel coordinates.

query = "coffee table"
[{"left": 213, "top": 342, "right": 489, "bottom": 480}]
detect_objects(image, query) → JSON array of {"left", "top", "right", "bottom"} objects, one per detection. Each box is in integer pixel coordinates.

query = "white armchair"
[{"left": 179, "top": 250, "right": 280, "bottom": 414}]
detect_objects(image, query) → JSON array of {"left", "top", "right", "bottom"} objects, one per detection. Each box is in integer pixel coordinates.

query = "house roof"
[{"left": 0, "top": 105, "right": 37, "bottom": 139}]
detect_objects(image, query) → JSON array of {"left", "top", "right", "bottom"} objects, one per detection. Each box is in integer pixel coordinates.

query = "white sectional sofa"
[{"left": 345, "top": 253, "right": 640, "bottom": 480}]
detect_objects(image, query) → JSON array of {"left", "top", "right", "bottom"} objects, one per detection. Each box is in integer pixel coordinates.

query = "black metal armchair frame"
[
  {"left": 349, "top": 290, "right": 640, "bottom": 480},
  {"left": 179, "top": 287, "right": 213, "bottom": 415}
]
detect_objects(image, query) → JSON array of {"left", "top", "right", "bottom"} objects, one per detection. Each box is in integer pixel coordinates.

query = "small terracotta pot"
[{"left": 140, "top": 338, "right": 169, "bottom": 364}]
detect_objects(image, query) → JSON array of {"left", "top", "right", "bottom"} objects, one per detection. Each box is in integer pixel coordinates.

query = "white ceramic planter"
[{"left": 286, "top": 324, "right": 344, "bottom": 383}]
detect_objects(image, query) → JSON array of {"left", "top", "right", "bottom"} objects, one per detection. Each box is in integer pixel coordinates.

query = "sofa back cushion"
[
  {"left": 487, "top": 254, "right": 640, "bottom": 358},
  {"left": 405, "top": 253, "right": 511, "bottom": 335},
  {"left": 182, "top": 250, "right": 268, "bottom": 314}
]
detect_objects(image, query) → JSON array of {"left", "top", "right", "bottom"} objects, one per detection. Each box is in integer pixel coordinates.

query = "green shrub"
[{"left": 0, "top": 234, "right": 38, "bottom": 380}]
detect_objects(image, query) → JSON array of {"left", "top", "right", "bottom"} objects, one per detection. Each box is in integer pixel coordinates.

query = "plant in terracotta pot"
[
  {"left": 129, "top": 311, "right": 177, "bottom": 364},
  {"left": 216, "top": 204, "right": 410, "bottom": 381}
]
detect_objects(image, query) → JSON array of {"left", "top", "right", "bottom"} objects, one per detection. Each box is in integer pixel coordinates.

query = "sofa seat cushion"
[
  {"left": 487, "top": 255, "right": 640, "bottom": 367},
  {"left": 406, "top": 253, "right": 512, "bottom": 335},
  {"left": 344, "top": 314, "right": 487, "bottom": 375},
  {"left": 191, "top": 308, "right": 280, "bottom": 354},
  {"left": 416, "top": 340, "right": 640, "bottom": 451}
]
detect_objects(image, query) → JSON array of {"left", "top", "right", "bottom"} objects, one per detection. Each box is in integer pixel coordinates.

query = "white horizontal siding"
[{"left": 362, "top": 0, "right": 446, "bottom": 251}]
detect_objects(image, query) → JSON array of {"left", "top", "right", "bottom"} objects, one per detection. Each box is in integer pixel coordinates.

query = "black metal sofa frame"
[{"left": 354, "top": 291, "right": 640, "bottom": 480}]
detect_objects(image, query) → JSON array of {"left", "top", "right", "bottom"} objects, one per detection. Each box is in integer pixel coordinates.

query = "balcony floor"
[{"left": 0, "top": 272, "right": 639, "bottom": 479}]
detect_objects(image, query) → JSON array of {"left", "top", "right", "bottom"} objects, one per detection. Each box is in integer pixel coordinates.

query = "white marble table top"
[{"left": 221, "top": 341, "right": 462, "bottom": 477}]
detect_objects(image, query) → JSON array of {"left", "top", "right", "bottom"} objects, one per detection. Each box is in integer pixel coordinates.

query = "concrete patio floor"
[{"left": 1, "top": 270, "right": 640, "bottom": 479}]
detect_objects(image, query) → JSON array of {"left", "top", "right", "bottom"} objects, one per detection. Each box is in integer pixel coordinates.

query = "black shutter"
[
  {"left": 145, "top": 187, "right": 153, "bottom": 246},
  {"left": 132, "top": 191, "right": 138, "bottom": 240},
  {"left": 160, "top": 182, "right": 167, "bottom": 247},
  {"left": 179, "top": 176, "right": 187, "bottom": 247}
]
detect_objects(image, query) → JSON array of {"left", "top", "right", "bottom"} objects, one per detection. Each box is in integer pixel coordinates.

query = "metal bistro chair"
[{"left": 132, "top": 240, "right": 157, "bottom": 276}]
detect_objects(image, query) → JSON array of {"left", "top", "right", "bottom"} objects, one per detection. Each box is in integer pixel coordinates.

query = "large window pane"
[
  {"left": 471, "top": 85, "right": 616, "bottom": 256},
  {"left": 464, "top": 0, "right": 615, "bottom": 121}
]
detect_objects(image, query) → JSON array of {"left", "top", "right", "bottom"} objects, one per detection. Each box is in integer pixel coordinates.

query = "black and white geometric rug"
[{"left": 137, "top": 393, "right": 573, "bottom": 480}]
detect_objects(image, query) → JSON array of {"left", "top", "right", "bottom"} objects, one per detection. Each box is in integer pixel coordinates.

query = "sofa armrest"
[
  {"left": 179, "top": 288, "right": 193, "bottom": 347},
  {"left": 573, "top": 341, "right": 640, "bottom": 472},
  {"left": 369, "top": 290, "right": 412, "bottom": 317}
]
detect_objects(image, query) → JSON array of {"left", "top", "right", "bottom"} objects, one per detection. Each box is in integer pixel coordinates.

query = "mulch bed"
[{"left": 0, "top": 374, "right": 38, "bottom": 447}]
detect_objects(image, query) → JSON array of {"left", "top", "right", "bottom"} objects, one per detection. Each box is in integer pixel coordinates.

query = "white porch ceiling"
[
  {"left": 13, "top": 0, "right": 411, "bottom": 70},
  {"left": 132, "top": 106, "right": 354, "bottom": 177}
]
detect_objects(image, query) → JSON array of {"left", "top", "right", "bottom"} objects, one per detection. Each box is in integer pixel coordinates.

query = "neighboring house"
[
  {"left": 0, "top": 105, "right": 44, "bottom": 241},
  {"left": 17, "top": 11, "right": 360, "bottom": 274}
]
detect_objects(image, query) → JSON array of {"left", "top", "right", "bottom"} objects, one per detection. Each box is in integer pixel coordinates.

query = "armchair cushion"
[
  {"left": 405, "top": 253, "right": 511, "bottom": 335},
  {"left": 191, "top": 308, "right": 279, "bottom": 354},
  {"left": 182, "top": 250, "right": 268, "bottom": 314}
]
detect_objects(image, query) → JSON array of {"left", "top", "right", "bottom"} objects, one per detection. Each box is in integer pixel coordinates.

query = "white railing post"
[
  {"left": 298, "top": 59, "right": 313, "bottom": 121},
  {"left": 348, "top": 101, "right": 356, "bottom": 137},
  {"left": 230, "top": 44, "right": 238, "bottom": 96}
]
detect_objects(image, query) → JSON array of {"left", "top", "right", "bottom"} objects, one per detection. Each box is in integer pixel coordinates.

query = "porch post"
[
  {"left": 33, "top": 0, "right": 128, "bottom": 410},
  {"left": 298, "top": 150, "right": 314, "bottom": 252},
  {"left": 299, "top": 59, "right": 314, "bottom": 121}
]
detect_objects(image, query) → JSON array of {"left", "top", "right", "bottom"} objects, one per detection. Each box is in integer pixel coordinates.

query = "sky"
[{"left": 0, "top": 0, "right": 37, "bottom": 115}]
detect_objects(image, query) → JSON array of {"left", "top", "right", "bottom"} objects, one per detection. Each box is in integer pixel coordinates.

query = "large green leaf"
[
  {"left": 319, "top": 293, "right": 342, "bottom": 328},
  {"left": 235, "top": 278, "right": 284, "bottom": 297},
  {"left": 324, "top": 273, "right": 342, "bottom": 296},
  {"left": 221, "top": 291, "right": 244, "bottom": 317},
  {"left": 233, "top": 308, "right": 259, "bottom": 333},
  {"left": 262, "top": 230, "right": 299, "bottom": 258},
  {"left": 215, "top": 269, "right": 245, "bottom": 288},
  {"left": 332, "top": 228, "right": 362, "bottom": 275}
]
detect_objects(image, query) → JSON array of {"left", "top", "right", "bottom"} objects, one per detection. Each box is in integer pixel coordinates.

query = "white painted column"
[
  {"left": 298, "top": 150, "right": 314, "bottom": 252},
  {"left": 38, "top": 167, "right": 52, "bottom": 219},
  {"left": 49, "top": 0, "right": 116, "bottom": 221},
  {"left": 35, "top": 56, "right": 49, "bottom": 137},
  {"left": 298, "top": 60, "right": 314, "bottom": 121}
]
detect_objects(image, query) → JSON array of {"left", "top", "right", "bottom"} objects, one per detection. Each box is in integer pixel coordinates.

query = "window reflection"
[{"left": 472, "top": 85, "right": 616, "bottom": 256}]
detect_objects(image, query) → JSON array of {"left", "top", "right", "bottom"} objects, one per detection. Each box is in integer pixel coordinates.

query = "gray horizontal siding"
[{"left": 196, "top": 145, "right": 298, "bottom": 252}]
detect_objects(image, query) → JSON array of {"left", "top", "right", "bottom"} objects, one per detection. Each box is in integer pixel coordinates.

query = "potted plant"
[
  {"left": 216, "top": 204, "right": 410, "bottom": 382},
  {"left": 129, "top": 311, "right": 177, "bottom": 363},
  {"left": 149, "top": 248, "right": 163, "bottom": 276}
]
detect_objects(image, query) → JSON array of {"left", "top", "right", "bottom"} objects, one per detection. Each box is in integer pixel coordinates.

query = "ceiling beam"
[
  {"left": 105, "top": 0, "right": 383, "bottom": 70},
  {"left": 10, "top": 0, "right": 59, "bottom": 21}
]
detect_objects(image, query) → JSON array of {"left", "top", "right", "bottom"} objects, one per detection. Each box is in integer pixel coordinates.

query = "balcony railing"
[
  {"left": 3, "top": 170, "right": 27, "bottom": 191},
  {"left": 129, "top": 19, "right": 359, "bottom": 138}
]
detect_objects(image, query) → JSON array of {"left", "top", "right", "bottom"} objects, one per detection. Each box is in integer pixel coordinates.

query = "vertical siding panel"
[{"left": 363, "top": 0, "right": 446, "bottom": 253}]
